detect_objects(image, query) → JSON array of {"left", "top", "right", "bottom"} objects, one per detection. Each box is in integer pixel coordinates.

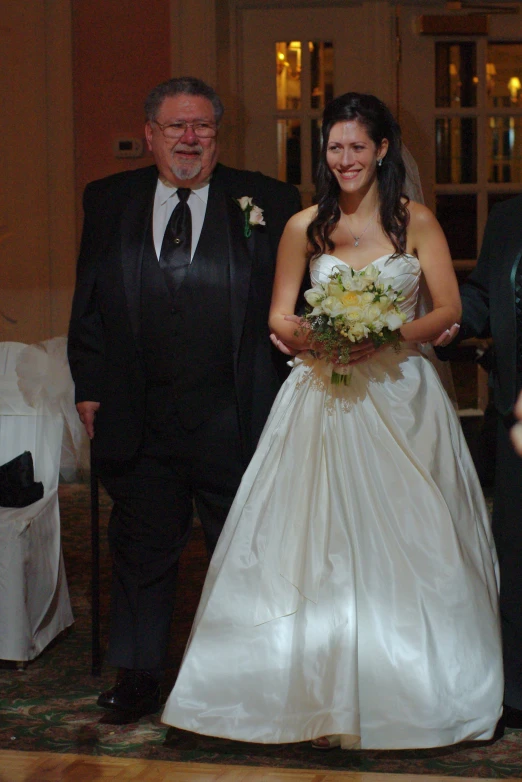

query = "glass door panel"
[
  {"left": 310, "top": 41, "right": 334, "bottom": 110},
  {"left": 277, "top": 119, "right": 301, "bottom": 184},
  {"left": 487, "top": 115, "right": 522, "bottom": 183},
  {"left": 276, "top": 42, "right": 302, "bottom": 110},
  {"left": 436, "top": 42, "right": 477, "bottom": 108},
  {"left": 436, "top": 117, "right": 477, "bottom": 184},
  {"left": 275, "top": 40, "right": 333, "bottom": 198},
  {"left": 486, "top": 43, "right": 522, "bottom": 109}
]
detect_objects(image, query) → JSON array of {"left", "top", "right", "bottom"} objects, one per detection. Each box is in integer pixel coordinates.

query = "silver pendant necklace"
[{"left": 346, "top": 209, "right": 377, "bottom": 247}]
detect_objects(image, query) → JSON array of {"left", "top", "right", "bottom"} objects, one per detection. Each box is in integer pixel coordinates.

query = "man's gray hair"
[{"left": 144, "top": 77, "right": 224, "bottom": 125}]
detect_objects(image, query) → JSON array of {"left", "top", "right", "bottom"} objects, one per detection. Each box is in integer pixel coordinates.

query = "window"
[
  {"left": 435, "top": 41, "right": 522, "bottom": 263},
  {"left": 275, "top": 41, "right": 334, "bottom": 203}
]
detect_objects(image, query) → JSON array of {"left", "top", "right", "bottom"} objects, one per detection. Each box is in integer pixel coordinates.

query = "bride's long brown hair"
[{"left": 307, "top": 93, "right": 409, "bottom": 261}]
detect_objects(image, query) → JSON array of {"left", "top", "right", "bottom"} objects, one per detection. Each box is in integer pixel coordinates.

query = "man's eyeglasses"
[{"left": 153, "top": 120, "right": 218, "bottom": 140}]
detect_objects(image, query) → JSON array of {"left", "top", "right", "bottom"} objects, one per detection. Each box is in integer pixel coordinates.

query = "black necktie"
[{"left": 159, "top": 188, "right": 192, "bottom": 296}]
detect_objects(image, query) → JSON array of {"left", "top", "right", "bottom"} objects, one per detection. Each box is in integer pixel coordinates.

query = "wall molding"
[{"left": 170, "top": 0, "right": 217, "bottom": 82}]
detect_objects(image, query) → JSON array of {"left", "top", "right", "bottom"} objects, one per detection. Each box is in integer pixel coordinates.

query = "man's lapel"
[
  {"left": 210, "top": 173, "right": 256, "bottom": 365},
  {"left": 119, "top": 171, "right": 157, "bottom": 351}
]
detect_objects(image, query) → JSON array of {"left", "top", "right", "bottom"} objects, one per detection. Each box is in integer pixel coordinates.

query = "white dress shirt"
[{"left": 152, "top": 179, "right": 209, "bottom": 261}]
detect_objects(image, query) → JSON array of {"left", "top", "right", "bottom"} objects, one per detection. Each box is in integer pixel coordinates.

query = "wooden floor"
[{"left": 0, "top": 751, "right": 518, "bottom": 782}]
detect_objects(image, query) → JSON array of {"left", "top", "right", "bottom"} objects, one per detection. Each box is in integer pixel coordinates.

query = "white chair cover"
[
  {"left": 0, "top": 341, "right": 74, "bottom": 661},
  {"left": 15, "top": 336, "right": 90, "bottom": 481}
]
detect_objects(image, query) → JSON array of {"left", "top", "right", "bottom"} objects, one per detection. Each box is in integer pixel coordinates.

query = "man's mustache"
[{"left": 173, "top": 144, "right": 203, "bottom": 155}]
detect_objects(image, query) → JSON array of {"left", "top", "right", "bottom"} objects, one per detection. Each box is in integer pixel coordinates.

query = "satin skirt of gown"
[{"left": 162, "top": 253, "right": 503, "bottom": 749}]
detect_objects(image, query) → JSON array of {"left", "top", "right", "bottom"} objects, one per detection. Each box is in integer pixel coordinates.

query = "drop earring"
[{"left": 377, "top": 158, "right": 383, "bottom": 167}]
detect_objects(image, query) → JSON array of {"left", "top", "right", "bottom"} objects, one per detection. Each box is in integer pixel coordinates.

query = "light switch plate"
[{"left": 113, "top": 138, "right": 143, "bottom": 158}]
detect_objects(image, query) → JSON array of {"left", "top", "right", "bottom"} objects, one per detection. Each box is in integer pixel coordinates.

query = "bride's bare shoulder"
[
  {"left": 283, "top": 204, "right": 318, "bottom": 234},
  {"left": 406, "top": 199, "right": 435, "bottom": 224},
  {"left": 404, "top": 200, "right": 440, "bottom": 238}
]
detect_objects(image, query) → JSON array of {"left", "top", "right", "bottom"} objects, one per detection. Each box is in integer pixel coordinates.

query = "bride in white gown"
[{"left": 162, "top": 93, "right": 503, "bottom": 749}]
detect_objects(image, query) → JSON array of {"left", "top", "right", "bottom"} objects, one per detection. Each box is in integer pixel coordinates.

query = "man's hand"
[
  {"left": 76, "top": 401, "right": 100, "bottom": 440},
  {"left": 432, "top": 323, "right": 461, "bottom": 347}
]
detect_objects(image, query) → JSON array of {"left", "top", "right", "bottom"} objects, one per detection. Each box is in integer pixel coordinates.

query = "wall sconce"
[
  {"left": 508, "top": 75, "right": 521, "bottom": 102},
  {"left": 287, "top": 41, "right": 302, "bottom": 79},
  {"left": 277, "top": 51, "right": 285, "bottom": 75},
  {"left": 486, "top": 62, "right": 497, "bottom": 94}
]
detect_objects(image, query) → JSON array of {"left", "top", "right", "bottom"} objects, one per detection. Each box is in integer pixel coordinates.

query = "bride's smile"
[{"left": 326, "top": 119, "right": 388, "bottom": 197}]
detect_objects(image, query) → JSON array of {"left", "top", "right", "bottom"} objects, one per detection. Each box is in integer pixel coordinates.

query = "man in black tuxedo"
[
  {"left": 437, "top": 194, "right": 522, "bottom": 727},
  {"left": 68, "top": 77, "right": 300, "bottom": 720}
]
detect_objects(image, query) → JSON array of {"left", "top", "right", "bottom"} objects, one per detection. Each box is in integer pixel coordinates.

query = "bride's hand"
[
  {"left": 269, "top": 331, "right": 299, "bottom": 356},
  {"left": 282, "top": 314, "right": 317, "bottom": 353},
  {"left": 339, "top": 338, "right": 380, "bottom": 366}
]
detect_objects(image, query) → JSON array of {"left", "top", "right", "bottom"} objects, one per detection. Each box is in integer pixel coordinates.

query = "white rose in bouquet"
[
  {"left": 384, "top": 311, "right": 406, "bottom": 331},
  {"left": 347, "top": 274, "right": 371, "bottom": 292},
  {"left": 348, "top": 322, "right": 369, "bottom": 341},
  {"left": 322, "top": 296, "right": 345, "bottom": 316},
  {"left": 365, "top": 303, "right": 383, "bottom": 322},
  {"left": 362, "top": 264, "right": 380, "bottom": 282},
  {"left": 304, "top": 289, "right": 325, "bottom": 308},
  {"left": 327, "top": 281, "right": 345, "bottom": 298},
  {"left": 345, "top": 306, "right": 364, "bottom": 322}
]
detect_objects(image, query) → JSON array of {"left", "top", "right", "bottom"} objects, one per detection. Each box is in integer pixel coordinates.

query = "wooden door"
[{"left": 239, "top": 3, "right": 396, "bottom": 204}]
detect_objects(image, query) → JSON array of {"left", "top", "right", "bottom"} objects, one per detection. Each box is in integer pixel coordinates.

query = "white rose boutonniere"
[{"left": 236, "top": 197, "right": 266, "bottom": 238}]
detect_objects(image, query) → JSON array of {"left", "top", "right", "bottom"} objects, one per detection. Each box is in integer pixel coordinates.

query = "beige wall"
[
  {"left": 72, "top": 0, "right": 171, "bottom": 227},
  {"left": 0, "top": 0, "right": 75, "bottom": 343}
]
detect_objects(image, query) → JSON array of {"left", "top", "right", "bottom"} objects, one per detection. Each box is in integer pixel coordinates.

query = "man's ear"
[{"left": 145, "top": 122, "right": 154, "bottom": 152}]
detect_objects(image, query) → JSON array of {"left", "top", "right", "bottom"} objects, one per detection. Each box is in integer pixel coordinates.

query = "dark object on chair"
[{"left": 0, "top": 451, "right": 44, "bottom": 508}]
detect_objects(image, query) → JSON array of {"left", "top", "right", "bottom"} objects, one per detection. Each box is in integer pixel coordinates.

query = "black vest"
[{"left": 140, "top": 187, "right": 236, "bottom": 438}]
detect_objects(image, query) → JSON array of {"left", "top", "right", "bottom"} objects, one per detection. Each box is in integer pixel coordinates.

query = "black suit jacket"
[
  {"left": 437, "top": 194, "right": 522, "bottom": 417},
  {"left": 68, "top": 163, "right": 301, "bottom": 461}
]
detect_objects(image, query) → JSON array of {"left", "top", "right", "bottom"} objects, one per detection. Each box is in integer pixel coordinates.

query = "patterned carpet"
[{"left": 1, "top": 482, "right": 520, "bottom": 776}]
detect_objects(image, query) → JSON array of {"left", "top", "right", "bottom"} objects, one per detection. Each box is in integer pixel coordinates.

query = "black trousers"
[
  {"left": 98, "top": 403, "right": 244, "bottom": 672},
  {"left": 493, "top": 414, "right": 522, "bottom": 709}
]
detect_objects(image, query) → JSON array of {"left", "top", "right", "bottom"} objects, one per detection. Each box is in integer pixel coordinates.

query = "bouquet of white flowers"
[{"left": 301, "top": 264, "right": 407, "bottom": 384}]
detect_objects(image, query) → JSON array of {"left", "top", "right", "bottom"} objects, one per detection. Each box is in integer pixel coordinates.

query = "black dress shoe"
[
  {"left": 97, "top": 670, "right": 161, "bottom": 718},
  {"left": 503, "top": 704, "right": 522, "bottom": 729}
]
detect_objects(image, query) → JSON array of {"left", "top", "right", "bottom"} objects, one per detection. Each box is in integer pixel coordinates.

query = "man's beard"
[{"left": 170, "top": 146, "right": 203, "bottom": 180}]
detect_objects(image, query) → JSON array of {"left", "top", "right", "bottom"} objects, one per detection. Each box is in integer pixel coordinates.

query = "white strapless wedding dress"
[{"left": 162, "top": 253, "right": 503, "bottom": 749}]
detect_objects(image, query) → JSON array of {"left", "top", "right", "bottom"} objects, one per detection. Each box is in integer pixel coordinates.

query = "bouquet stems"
[{"left": 331, "top": 369, "right": 352, "bottom": 386}]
